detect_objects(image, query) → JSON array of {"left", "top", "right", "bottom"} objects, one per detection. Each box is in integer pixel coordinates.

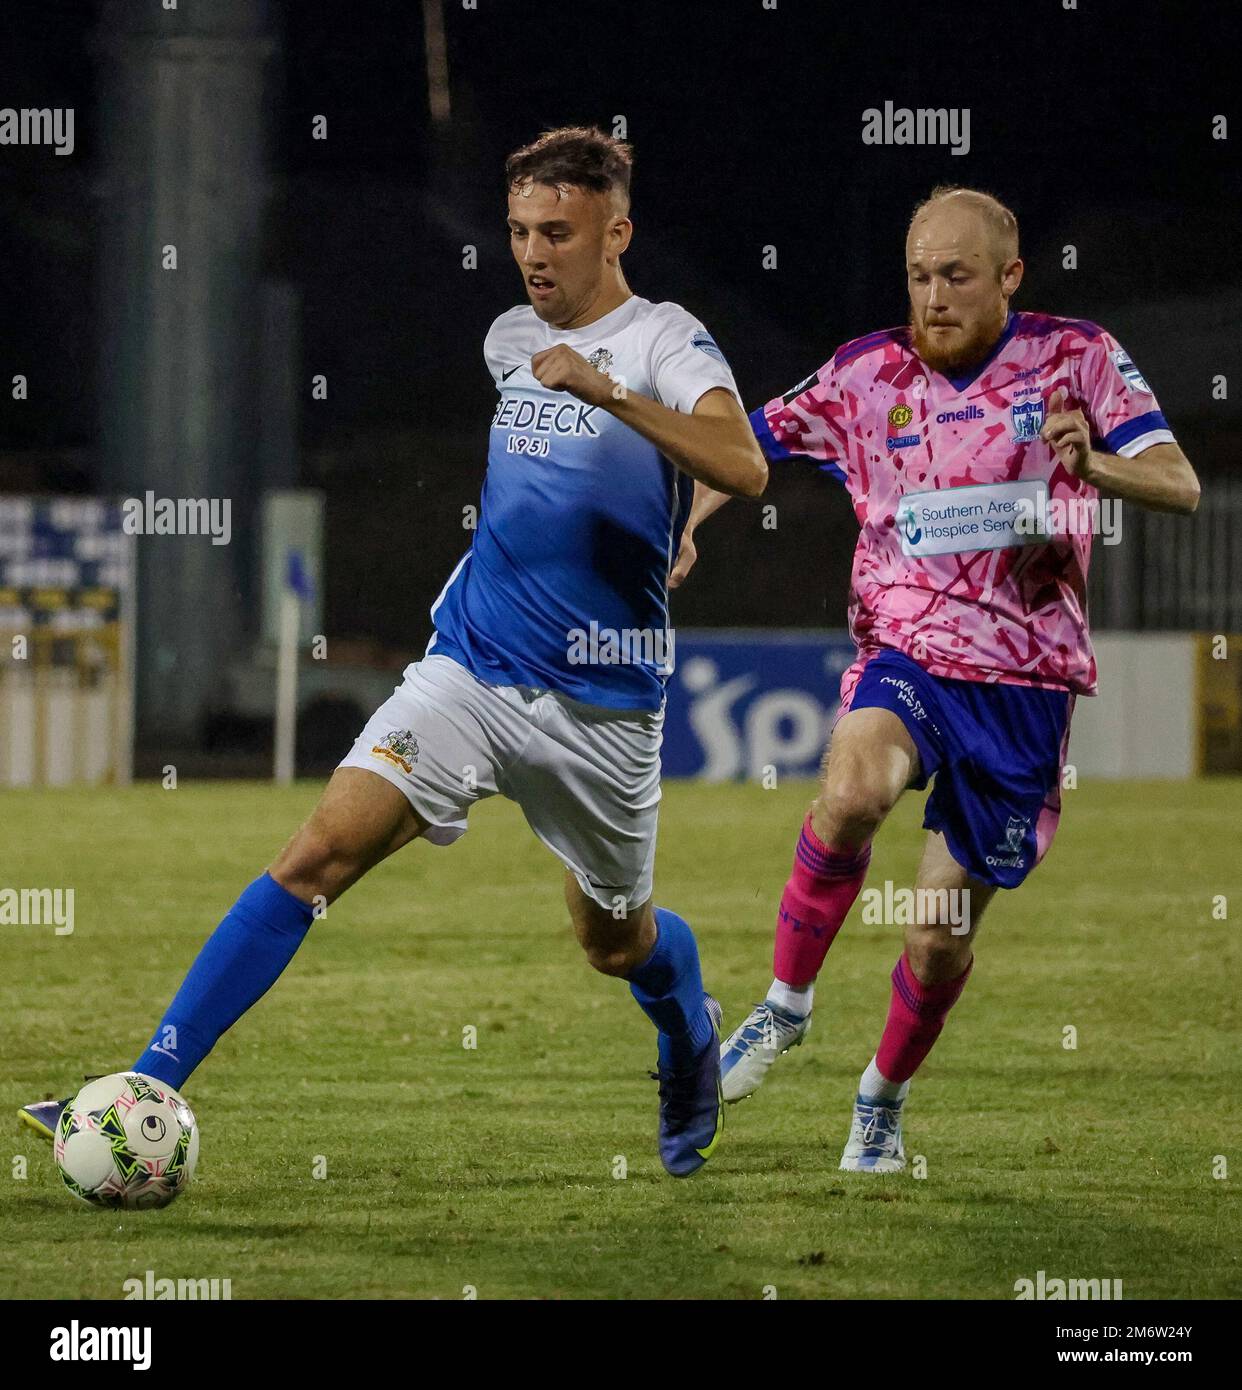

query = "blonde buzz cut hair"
[{"left": 909, "top": 185, "right": 1020, "bottom": 270}]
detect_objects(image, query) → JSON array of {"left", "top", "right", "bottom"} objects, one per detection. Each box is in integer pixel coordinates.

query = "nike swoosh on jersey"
[{"left": 500, "top": 364, "right": 523, "bottom": 381}]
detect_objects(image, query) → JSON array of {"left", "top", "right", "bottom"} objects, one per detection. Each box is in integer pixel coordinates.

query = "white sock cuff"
[
  {"left": 860, "top": 1055, "right": 910, "bottom": 1104},
  {"left": 766, "top": 979, "right": 814, "bottom": 1019}
]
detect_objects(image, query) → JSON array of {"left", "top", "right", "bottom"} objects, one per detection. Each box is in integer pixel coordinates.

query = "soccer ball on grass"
[{"left": 54, "top": 1072, "right": 199, "bottom": 1210}]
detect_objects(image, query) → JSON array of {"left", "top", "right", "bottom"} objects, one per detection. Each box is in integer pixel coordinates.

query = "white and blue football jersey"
[{"left": 428, "top": 295, "right": 740, "bottom": 710}]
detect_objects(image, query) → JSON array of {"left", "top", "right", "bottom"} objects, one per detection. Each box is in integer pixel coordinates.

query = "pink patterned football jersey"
[{"left": 751, "top": 311, "right": 1176, "bottom": 695}]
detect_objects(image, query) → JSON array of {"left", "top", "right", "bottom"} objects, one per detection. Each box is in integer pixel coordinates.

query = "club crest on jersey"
[
  {"left": 888, "top": 404, "right": 913, "bottom": 429},
  {"left": 1011, "top": 397, "right": 1045, "bottom": 443},
  {"left": 587, "top": 347, "right": 614, "bottom": 375},
  {"left": 1110, "top": 347, "right": 1151, "bottom": 393},
  {"left": 371, "top": 728, "right": 419, "bottom": 774}
]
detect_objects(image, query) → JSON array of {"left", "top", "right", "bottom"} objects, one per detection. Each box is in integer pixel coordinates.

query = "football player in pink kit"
[{"left": 688, "top": 186, "right": 1201, "bottom": 1170}]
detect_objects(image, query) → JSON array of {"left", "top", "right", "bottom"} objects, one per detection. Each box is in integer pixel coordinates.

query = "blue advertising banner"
[{"left": 662, "top": 630, "right": 856, "bottom": 780}]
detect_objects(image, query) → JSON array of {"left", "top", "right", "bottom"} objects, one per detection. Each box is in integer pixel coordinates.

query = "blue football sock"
[
  {"left": 628, "top": 907, "right": 713, "bottom": 1070},
  {"left": 132, "top": 873, "right": 315, "bottom": 1090}
]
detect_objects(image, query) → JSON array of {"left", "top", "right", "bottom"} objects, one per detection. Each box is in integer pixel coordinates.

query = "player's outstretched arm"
[
  {"left": 1041, "top": 387, "right": 1200, "bottom": 514},
  {"left": 531, "top": 344, "right": 768, "bottom": 498}
]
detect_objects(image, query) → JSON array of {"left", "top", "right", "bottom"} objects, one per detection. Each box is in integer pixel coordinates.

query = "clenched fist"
[{"left": 530, "top": 344, "right": 618, "bottom": 408}]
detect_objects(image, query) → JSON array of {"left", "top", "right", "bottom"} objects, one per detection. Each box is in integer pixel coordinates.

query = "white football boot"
[
  {"left": 718, "top": 1002, "right": 811, "bottom": 1103},
  {"left": 839, "top": 1093, "right": 907, "bottom": 1172}
]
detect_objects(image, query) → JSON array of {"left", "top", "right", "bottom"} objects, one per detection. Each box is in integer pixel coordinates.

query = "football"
[{"left": 54, "top": 1072, "right": 199, "bottom": 1210}]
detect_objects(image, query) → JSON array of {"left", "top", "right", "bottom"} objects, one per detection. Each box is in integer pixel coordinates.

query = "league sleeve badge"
[{"left": 1109, "top": 347, "right": 1152, "bottom": 393}]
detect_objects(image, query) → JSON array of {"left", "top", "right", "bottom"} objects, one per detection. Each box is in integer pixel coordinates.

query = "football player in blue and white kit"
[{"left": 21, "top": 127, "right": 766, "bottom": 1177}]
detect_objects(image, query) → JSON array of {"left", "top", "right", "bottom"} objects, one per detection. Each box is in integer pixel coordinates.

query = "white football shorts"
[{"left": 339, "top": 653, "right": 663, "bottom": 909}]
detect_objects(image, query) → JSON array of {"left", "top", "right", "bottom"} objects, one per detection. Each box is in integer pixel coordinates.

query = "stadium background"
[
  {"left": 1, "top": 0, "right": 1239, "bottom": 780},
  {"left": 1, "top": 0, "right": 1240, "bottom": 1309}
]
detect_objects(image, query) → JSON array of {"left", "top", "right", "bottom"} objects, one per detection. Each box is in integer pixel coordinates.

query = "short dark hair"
[{"left": 505, "top": 126, "right": 632, "bottom": 208}]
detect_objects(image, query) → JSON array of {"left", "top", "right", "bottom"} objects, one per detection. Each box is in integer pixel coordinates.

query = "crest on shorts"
[
  {"left": 1011, "top": 398, "right": 1045, "bottom": 443},
  {"left": 1002, "top": 815, "right": 1027, "bottom": 853},
  {"left": 371, "top": 728, "right": 419, "bottom": 774},
  {"left": 587, "top": 347, "right": 614, "bottom": 375}
]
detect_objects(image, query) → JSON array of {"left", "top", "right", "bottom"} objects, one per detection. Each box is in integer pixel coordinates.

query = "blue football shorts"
[{"left": 838, "top": 648, "right": 1074, "bottom": 889}]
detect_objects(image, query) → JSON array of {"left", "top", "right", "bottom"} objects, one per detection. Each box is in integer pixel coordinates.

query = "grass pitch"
[{"left": 1, "top": 778, "right": 1239, "bottom": 1300}]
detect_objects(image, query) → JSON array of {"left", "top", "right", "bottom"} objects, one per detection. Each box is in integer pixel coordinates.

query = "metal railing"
[{"left": 1089, "top": 476, "right": 1241, "bottom": 632}]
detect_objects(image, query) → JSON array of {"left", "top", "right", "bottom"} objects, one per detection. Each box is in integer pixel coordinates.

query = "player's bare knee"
[
  {"left": 570, "top": 888, "right": 654, "bottom": 977},
  {"left": 578, "top": 913, "right": 650, "bottom": 977},
  {"left": 270, "top": 821, "right": 360, "bottom": 903},
  {"left": 813, "top": 776, "right": 895, "bottom": 846},
  {"left": 584, "top": 940, "right": 644, "bottom": 977}
]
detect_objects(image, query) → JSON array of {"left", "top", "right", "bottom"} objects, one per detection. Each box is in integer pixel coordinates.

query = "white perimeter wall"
[{"left": 1069, "top": 632, "right": 1196, "bottom": 779}]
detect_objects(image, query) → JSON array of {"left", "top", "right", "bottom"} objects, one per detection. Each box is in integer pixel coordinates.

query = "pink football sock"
[
  {"left": 772, "top": 815, "right": 871, "bottom": 989},
  {"left": 875, "top": 951, "right": 973, "bottom": 1084}
]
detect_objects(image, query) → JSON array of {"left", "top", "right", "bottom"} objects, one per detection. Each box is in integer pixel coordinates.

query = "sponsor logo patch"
[
  {"left": 895, "top": 479, "right": 1049, "bottom": 557},
  {"left": 937, "top": 405, "right": 985, "bottom": 424},
  {"left": 877, "top": 674, "right": 941, "bottom": 735},
  {"left": 887, "top": 402, "right": 920, "bottom": 449}
]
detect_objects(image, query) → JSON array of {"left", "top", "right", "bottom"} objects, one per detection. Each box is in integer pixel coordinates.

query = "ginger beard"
[{"left": 908, "top": 293, "right": 1008, "bottom": 376}]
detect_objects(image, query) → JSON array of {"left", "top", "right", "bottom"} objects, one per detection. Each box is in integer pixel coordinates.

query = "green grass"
[{"left": 1, "top": 778, "right": 1239, "bottom": 1299}]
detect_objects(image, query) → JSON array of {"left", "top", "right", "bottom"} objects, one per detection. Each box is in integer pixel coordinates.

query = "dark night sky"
[
  {"left": 4, "top": 0, "right": 1239, "bottom": 440},
  {"left": 1, "top": 0, "right": 1237, "bottom": 641}
]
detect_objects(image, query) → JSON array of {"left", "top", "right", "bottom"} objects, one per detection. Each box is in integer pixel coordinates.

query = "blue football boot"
[
  {"left": 18, "top": 1098, "right": 69, "bottom": 1143},
  {"left": 18, "top": 1076, "right": 106, "bottom": 1142},
  {"left": 652, "top": 995, "right": 724, "bottom": 1177}
]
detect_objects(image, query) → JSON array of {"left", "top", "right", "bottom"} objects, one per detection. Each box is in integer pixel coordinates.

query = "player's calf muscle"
[{"left": 905, "top": 841, "right": 992, "bottom": 983}]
